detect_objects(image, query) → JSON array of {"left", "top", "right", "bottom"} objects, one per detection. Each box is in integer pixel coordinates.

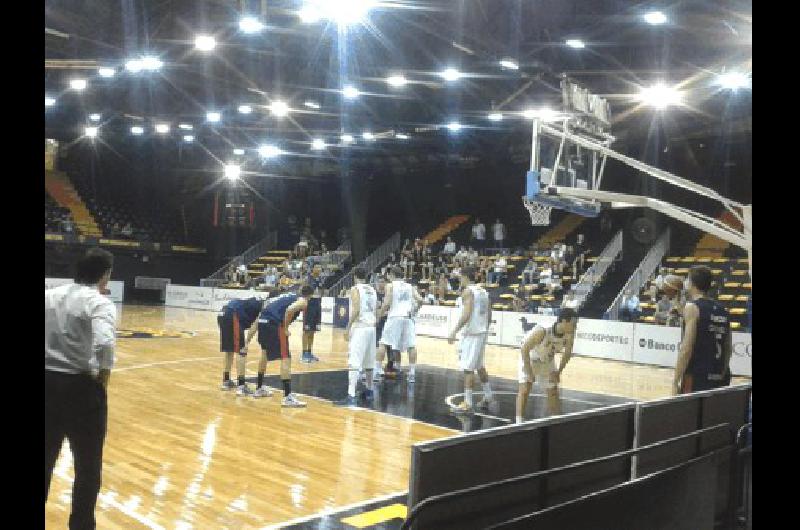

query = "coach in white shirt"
[
  {"left": 45, "top": 248, "right": 117, "bottom": 529},
  {"left": 471, "top": 219, "right": 486, "bottom": 252},
  {"left": 443, "top": 236, "right": 457, "bottom": 256},
  {"left": 492, "top": 219, "right": 506, "bottom": 249}
]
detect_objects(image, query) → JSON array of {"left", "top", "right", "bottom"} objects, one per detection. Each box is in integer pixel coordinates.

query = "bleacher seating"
[
  {"left": 44, "top": 171, "right": 102, "bottom": 237},
  {"left": 636, "top": 255, "right": 750, "bottom": 330}
]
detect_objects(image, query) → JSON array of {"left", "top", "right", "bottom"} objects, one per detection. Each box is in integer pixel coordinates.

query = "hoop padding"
[{"left": 524, "top": 198, "right": 553, "bottom": 226}]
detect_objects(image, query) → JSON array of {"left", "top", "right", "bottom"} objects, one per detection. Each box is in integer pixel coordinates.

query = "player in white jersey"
[
  {"left": 335, "top": 267, "right": 378, "bottom": 407},
  {"left": 516, "top": 308, "right": 578, "bottom": 422},
  {"left": 376, "top": 266, "right": 424, "bottom": 383},
  {"left": 448, "top": 267, "right": 495, "bottom": 414}
]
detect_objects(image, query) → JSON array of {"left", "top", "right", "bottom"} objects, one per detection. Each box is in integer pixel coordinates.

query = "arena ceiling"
[{"left": 45, "top": 0, "right": 752, "bottom": 175}]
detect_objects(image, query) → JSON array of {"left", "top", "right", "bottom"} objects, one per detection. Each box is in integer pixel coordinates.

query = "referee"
[{"left": 45, "top": 248, "right": 117, "bottom": 529}]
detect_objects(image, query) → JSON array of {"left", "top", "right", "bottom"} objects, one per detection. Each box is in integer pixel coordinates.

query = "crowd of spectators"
[{"left": 45, "top": 193, "right": 78, "bottom": 234}]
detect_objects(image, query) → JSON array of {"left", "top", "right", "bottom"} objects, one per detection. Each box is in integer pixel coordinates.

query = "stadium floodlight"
[
  {"left": 206, "top": 111, "right": 221, "bottom": 123},
  {"left": 446, "top": 121, "right": 462, "bottom": 132},
  {"left": 304, "top": 101, "right": 320, "bottom": 109},
  {"left": 387, "top": 75, "right": 407, "bottom": 87},
  {"left": 311, "top": 139, "right": 326, "bottom": 150},
  {"left": 643, "top": 11, "right": 668, "bottom": 25},
  {"left": 224, "top": 164, "right": 241, "bottom": 180},
  {"left": 183, "top": 135, "right": 194, "bottom": 142},
  {"left": 155, "top": 123, "right": 170, "bottom": 134},
  {"left": 440, "top": 68, "right": 462, "bottom": 82},
  {"left": 396, "top": 133, "right": 409, "bottom": 140},
  {"left": 488, "top": 112, "right": 503, "bottom": 121},
  {"left": 89, "top": 113, "right": 101, "bottom": 122},
  {"left": 140, "top": 56, "right": 163, "bottom": 70},
  {"left": 45, "top": 97, "right": 56, "bottom": 107},
  {"left": 238, "top": 105, "right": 253, "bottom": 114},
  {"left": 716, "top": 71, "right": 751, "bottom": 91},
  {"left": 342, "top": 85, "right": 360, "bottom": 99},
  {"left": 194, "top": 35, "right": 216, "bottom": 52},
  {"left": 639, "top": 83, "right": 682, "bottom": 109},
  {"left": 499, "top": 59, "right": 519, "bottom": 70},
  {"left": 566, "top": 39, "right": 585, "bottom": 49},
  {"left": 362, "top": 132, "right": 375, "bottom": 141},
  {"left": 70, "top": 79, "right": 87, "bottom": 91},
  {"left": 239, "top": 16, "right": 265, "bottom": 33},
  {"left": 258, "top": 144, "right": 282, "bottom": 158},
  {"left": 178, "top": 123, "right": 193, "bottom": 130},
  {"left": 341, "top": 134, "right": 355, "bottom": 143},
  {"left": 130, "top": 126, "right": 144, "bottom": 135},
  {"left": 299, "top": 0, "right": 376, "bottom": 26},
  {"left": 270, "top": 101, "right": 289, "bottom": 117},
  {"left": 84, "top": 126, "right": 98, "bottom": 138},
  {"left": 233, "top": 148, "right": 245, "bottom": 155},
  {"left": 98, "top": 67, "right": 116, "bottom": 78}
]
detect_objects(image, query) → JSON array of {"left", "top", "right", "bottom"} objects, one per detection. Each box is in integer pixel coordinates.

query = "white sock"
[
  {"left": 464, "top": 388, "right": 473, "bottom": 406},
  {"left": 409, "top": 364, "right": 416, "bottom": 376},
  {"left": 483, "top": 381, "right": 493, "bottom": 399},
  {"left": 348, "top": 370, "right": 359, "bottom": 398},
  {"left": 516, "top": 415, "right": 523, "bottom": 424}
]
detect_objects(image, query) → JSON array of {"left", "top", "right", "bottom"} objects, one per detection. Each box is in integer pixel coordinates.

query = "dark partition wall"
[
  {"left": 636, "top": 395, "right": 701, "bottom": 477},
  {"left": 496, "top": 448, "right": 726, "bottom": 530}
]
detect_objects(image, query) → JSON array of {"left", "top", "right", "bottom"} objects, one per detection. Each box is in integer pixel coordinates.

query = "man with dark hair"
[
  {"left": 448, "top": 267, "right": 494, "bottom": 413},
  {"left": 257, "top": 285, "right": 315, "bottom": 407},
  {"left": 301, "top": 264, "right": 323, "bottom": 363},
  {"left": 46, "top": 248, "right": 117, "bottom": 529},
  {"left": 516, "top": 308, "right": 578, "bottom": 422},
  {"left": 217, "top": 296, "right": 266, "bottom": 396},
  {"left": 376, "top": 266, "right": 423, "bottom": 383},
  {"left": 673, "top": 265, "right": 732, "bottom": 394},
  {"left": 336, "top": 267, "right": 377, "bottom": 406}
]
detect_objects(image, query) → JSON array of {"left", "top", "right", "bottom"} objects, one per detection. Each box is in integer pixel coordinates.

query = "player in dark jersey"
[
  {"left": 301, "top": 264, "right": 323, "bottom": 363},
  {"left": 258, "top": 284, "right": 315, "bottom": 407},
  {"left": 217, "top": 296, "right": 266, "bottom": 395},
  {"left": 673, "top": 265, "right": 733, "bottom": 394}
]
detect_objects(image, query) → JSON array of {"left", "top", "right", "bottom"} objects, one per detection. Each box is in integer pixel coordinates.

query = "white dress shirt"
[{"left": 45, "top": 283, "right": 117, "bottom": 374}]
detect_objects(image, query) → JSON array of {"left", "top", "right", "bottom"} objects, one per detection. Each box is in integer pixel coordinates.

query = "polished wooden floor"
[{"left": 45, "top": 305, "right": 749, "bottom": 529}]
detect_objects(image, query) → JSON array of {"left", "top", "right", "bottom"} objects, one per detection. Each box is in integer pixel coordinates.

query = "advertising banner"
[{"left": 572, "top": 319, "right": 634, "bottom": 362}]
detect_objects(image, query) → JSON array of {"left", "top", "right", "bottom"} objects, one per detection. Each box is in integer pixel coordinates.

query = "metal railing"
[
  {"left": 567, "top": 229, "right": 623, "bottom": 310},
  {"left": 606, "top": 227, "right": 671, "bottom": 321},
  {"left": 327, "top": 232, "right": 401, "bottom": 295},
  {"left": 200, "top": 230, "right": 277, "bottom": 287}
]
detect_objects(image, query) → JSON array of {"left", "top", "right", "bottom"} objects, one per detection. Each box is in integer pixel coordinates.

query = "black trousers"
[{"left": 45, "top": 370, "right": 108, "bottom": 530}]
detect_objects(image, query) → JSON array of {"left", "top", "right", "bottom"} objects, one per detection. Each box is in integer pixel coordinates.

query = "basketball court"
[{"left": 44, "top": 304, "right": 749, "bottom": 529}]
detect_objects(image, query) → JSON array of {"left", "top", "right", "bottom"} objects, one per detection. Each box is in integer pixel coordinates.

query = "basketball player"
[
  {"left": 375, "top": 266, "right": 423, "bottom": 383},
  {"left": 301, "top": 263, "right": 323, "bottom": 363},
  {"left": 336, "top": 267, "right": 377, "bottom": 406},
  {"left": 257, "top": 285, "right": 315, "bottom": 407},
  {"left": 673, "top": 266, "right": 732, "bottom": 394},
  {"left": 515, "top": 308, "right": 579, "bottom": 423},
  {"left": 217, "top": 295, "right": 266, "bottom": 396},
  {"left": 447, "top": 267, "right": 494, "bottom": 413}
]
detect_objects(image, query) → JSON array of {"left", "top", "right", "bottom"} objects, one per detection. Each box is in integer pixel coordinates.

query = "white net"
[{"left": 524, "top": 199, "right": 553, "bottom": 226}]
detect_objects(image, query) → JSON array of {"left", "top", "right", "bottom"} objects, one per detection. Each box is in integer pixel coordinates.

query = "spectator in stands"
[
  {"left": 562, "top": 292, "right": 580, "bottom": 310},
  {"left": 225, "top": 264, "right": 236, "bottom": 284},
  {"left": 419, "top": 287, "right": 437, "bottom": 305},
  {"left": 492, "top": 219, "right": 506, "bottom": 249},
  {"left": 522, "top": 260, "right": 538, "bottom": 285},
  {"left": 111, "top": 222, "right": 121, "bottom": 238},
  {"left": 471, "top": 218, "right": 486, "bottom": 251},
  {"left": 539, "top": 298, "right": 554, "bottom": 315},
  {"left": 62, "top": 217, "right": 74, "bottom": 234},
  {"left": 654, "top": 292, "right": 672, "bottom": 325},
  {"left": 435, "top": 273, "right": 451, "bottom": 303},
  {"left": 262, "top": 267, "right": 278, "bottom": 287},
  {"left": 296, "top": 237, "right": 309, "bottom": 259},
  {"left": 121, "top": 222, "right": 133, "bottom": 238},
  {"left": 487, "top": 254, "right": 508, "bottom": 284},
  {"left": 236, "top": 262, "right": 249, "bottom": 285},
  {"left": 443, "top": 236, "right": 456, "bottom": 256},
  {"left": 654, "top": 267, "right": 667, "bottom": 291},
  {"left": 620, "top": 289, "right": 641, "bottom": 322}
]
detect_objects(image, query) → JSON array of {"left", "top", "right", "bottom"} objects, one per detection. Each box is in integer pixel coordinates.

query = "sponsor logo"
[
  {"left": 733, "top": 341, "right": 752, "bottom": 357},
  {"left": 577, "top": 332, "right": 629, "bottom": 344},
  {"left": 637, "top": 338, "right": 677, "bottom": 351}
]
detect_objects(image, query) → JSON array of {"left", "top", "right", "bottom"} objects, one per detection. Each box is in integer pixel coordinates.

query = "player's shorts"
[
  {"left": 458, "top": 333, "right": 488, "bottom": 371},
  {"left": 681, "top": 372, "right": 730, "bottom": 394},
  {"left": 348, "top": 325, "right": 377, "bottom": 371},
  {"left": 218, "top": 311, "right": 245, "bottom": 354},
  {"left": 257, "top": 320, "right": 290, "bottom": 361},
  {"left": 303, "top": 297, "right": 322, "bottom": 332},
  {"left": 376, "top": 316, "right": 387, "bottom": 346},
  {"left": 380, "top": 316, "right": 416, "bottom": 351},
  {"left": 519, "top": 355, "right": 557, "bottom": 389}
]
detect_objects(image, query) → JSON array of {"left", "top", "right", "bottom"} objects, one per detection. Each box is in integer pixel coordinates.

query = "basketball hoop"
[{"left": 524, "top": 198, "right": 552, "bottom": 226}]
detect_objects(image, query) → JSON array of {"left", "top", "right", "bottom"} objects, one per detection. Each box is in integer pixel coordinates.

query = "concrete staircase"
[
  {"left": 537, "top": 214, "right": 585, "bottom": 247},
  {"left": 422, "top": 215, "right": 471, "bottom": 245},
  {"left": 45, "top": 170, "right": 102, "bottom": 237}
]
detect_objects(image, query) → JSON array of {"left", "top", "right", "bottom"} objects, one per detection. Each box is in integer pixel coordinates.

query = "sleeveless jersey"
[
  {"left": 260, "top": 293, "right": 299, "bottom": 325},
  {"left": 223, "top": 297, "right": 263, "bottom": 328},
  {"left": 684, "top": 298, "right": 730, "bottom": 382},
  {"left": 353, "top": 283, "right": 378, "bottom": 326},
  {"left": 529, "top": 325, "right": 568, "bottom": 363},
  {"left": 456, "top": 285, "right": 490, "bottom": 335},
  {"left": 388, "top": 280, "right": 414, "bottom": 318}
]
